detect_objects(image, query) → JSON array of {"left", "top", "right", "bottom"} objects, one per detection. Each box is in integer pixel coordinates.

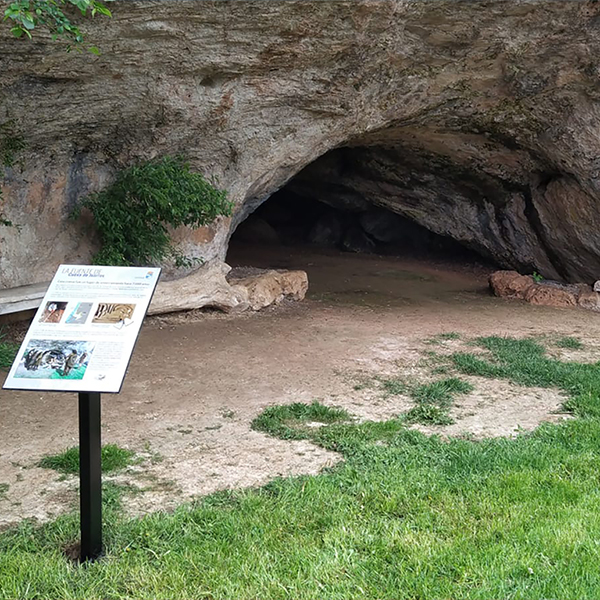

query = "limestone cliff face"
[{"left": 1, "top": 0, "right": 600, "bottom": 289}]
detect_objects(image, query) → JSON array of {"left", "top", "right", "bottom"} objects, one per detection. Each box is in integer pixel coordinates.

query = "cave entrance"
[{"left": 226, "top": 147, "right": 498, "bottom": 303}]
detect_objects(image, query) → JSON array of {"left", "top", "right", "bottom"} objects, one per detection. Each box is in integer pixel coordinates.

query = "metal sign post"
[{"left": 78, "top": 391, "right": 103, "bottom": 561}]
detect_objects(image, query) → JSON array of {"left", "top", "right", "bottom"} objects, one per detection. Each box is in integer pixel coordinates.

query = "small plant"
[
  {"left": 0, "top": 330, "right": 19, "bottom": 369},
  {"left": 532, "top": 271, "right": 544, "bottom": 283},
  {"left": 555, "top": 336, "right": 583, "bottom": 350},
  {"left": 0, "top": 122, "right": 26, "bottom": 169},
  {"left": 404, "top": 404, "right": 454, "bottom": 426},
  {"left": 73, "top": 156, "right": 233, "bottom": 267},
  {"left": 381, "top": 377, "right": 409, "bottom": 397},
  {"left": 404, "top": 377, "right": 474, "bottom": 426},
  {"left": 39, "top": 443, "right": 135, "bottom": 475}
]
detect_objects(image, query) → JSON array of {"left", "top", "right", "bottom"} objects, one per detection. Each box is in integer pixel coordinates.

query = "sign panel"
[{"left": 2, "top": 265, "right": 161, "bottom": 393}]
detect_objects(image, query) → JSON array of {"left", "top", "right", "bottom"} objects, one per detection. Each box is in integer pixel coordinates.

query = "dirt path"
[{"left": 1, "top": 246, "right": 599, "bottom": 528}]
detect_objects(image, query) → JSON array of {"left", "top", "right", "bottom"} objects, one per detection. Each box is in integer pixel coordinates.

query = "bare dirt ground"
[{"left": 1, "top": 244, "right": 599, "bottom": 529}]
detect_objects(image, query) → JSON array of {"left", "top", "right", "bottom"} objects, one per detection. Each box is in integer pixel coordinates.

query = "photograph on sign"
[
  {"left": 14, "top": 340, "right": 95, "bottom": 381},
  {"left": 39, "top": 301, "right": 68, "bottom": 323},
  {"left": 65, "top": 302, "right": 94, "bottom": 325},
  {"left": 92, "top": 303, "right": 136, "bottom": 324},
  {"left": 2, "top": 265, "right": 161, "bottom": 394}
]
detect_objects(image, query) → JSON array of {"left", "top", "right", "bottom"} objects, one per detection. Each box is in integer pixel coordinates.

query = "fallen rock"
[
  {"left": 594, "top": 281, "right": 600, "bottom": 293},
  {"left": 578, "top": 287, "right": 600, "bottom": 312},
  {"left": 489, "top": 271, "right": 534, "bottom": 300},
  {"left": 149, "top": 262, "right": 249, "bottom": 315},
  {"left": 229, "top": 269, "right": 309, "bottom": 311},
  {"left": 524, "top": 285, "right": 578, "bottom": 308},
  {"left": 490, "top": 270, "right": 600, "bottom": 312}
]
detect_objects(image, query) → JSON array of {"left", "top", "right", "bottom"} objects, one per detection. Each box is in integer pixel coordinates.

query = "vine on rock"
[
  {"left": 3, "top": 0, "right": 113, "bottom": 52},
  {"left": 72, "top": 156, "right": 233, "bottom": 267}
]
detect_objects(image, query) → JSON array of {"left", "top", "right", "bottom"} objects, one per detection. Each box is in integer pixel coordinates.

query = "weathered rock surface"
[
  {"left": 490, "top": 270, "right": 600, "bottom": 311},
  {"left": 489, "top": 271, "right": 534, "bottom": 300},
  {"left": 3, "top": 1, "right": 600, "bottom": 294},
  {"left": 228, "top": 269, "right": 309, "bottom": 311},
  {"left": 148, "top": 262, "right": 249, "bottom": 315},
  {"left": 524, "top": 285, "right": 578, "bottom": 309}
]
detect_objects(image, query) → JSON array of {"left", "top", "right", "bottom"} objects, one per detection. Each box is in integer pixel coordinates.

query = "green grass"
[
  {"left": 555, "top": 336, "right": 584, "bottom": 350},
  {"left": 0, "top": 331, "right": 19, "bottom": 369},
  {"left": 251, "top": 401, "right": 350, "bottom": 440},
  {"left": 380, "top": 377, "right": 409, "bottom": 396},
  {"left": 451, "top": 336, "right": 600, "bottom": 417},
  {"left": 405, "top": 377, "right": 474, "bottom": 425},
  {"left": 38, "top": 444, "right": 136, "bottom": 475},
  {"left": 2, "top": 337, "right": 600, "bottom": 598},
  {"left": 376, "top": 375, "right": 473, "bottom": 425}
]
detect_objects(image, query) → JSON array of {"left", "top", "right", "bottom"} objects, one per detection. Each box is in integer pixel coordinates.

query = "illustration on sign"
[{"left": 2, "top": 265, "right": 161, "bottom": 394}]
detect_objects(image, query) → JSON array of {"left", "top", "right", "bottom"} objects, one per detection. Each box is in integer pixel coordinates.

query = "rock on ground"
[
  {"left": 228, "top": 268, "right": 309, "bottom": 311},
  {"left": 490, "top": 270, "right": 600, "bottom": 311}
]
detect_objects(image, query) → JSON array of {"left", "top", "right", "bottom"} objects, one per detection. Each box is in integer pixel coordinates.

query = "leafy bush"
[{"left": 73, "top": 156, "right": 233, "bottom": 267}]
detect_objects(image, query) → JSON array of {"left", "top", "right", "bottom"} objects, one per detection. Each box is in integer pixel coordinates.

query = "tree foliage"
[
  {"left": 3, "top": 0, "right": 113, "bottom": 52},
  {"left": 73, "top": 156, "right": 234, "bottom": 267}
]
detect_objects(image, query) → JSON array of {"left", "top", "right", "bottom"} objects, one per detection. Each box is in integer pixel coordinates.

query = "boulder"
[
  {"left": 489, "top": 271, "right": 534, "bottom": 300},
  {"left": 578, "top": 287, "right": 600, "bottom": 312},
  {"left": 229, "top": 269, "right": 309, "bottom": 311},
  {"left": 594, "top": 281, "right": 600, "bottom": 293},
  {"left": 148, "top": 262, "right": 249, "bottom": 315},
  {"left": 524, "top": 285, "right": 578, "bottom": 308}
]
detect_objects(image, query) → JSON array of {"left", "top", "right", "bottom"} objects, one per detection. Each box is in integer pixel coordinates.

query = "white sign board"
[{"left": 3, "top": 265, "right": 161, "bottom": 394}]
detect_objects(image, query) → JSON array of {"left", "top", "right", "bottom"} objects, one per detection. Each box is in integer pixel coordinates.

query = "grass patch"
[
  {"left": 425, "top": 331, "right": 461, "bottom": 345},
  {"left": 376, "top": 374, "right": 473, "bottom": 425},
  {"left": 38, "top": 444, "right": 135, "bottom": 475},
  {"left": 3, "top": 337, "right": 600, "bottom": 598},
  {"left": 555, "top": 336, "right": 584, "bottom": 350},
  {"left": 251, "top": 401, "right": 350, "bottom": 440},
  {"left": 451, "top": 336, "right": 600, "bottom": 418},
  {"left": 405, "top": 377, "right": 474, "bottom": 425},
  {"left": 0, "top": 331, "right": 19, "bottom": 369},
  {"left": 380, "top": 377, "right": 409, "bottom": 396}
]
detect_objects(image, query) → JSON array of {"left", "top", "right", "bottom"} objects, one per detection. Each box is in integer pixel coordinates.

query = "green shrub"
[{"left": 73, "top": 156, "right": 233, "bottom": 267}]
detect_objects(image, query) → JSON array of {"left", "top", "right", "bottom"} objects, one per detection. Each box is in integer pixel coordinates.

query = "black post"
[{"left": 78, "top": 391, "right": 102, "bottom": 562}]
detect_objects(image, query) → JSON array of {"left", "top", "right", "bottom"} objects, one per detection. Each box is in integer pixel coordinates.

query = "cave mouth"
[{"left": 226, "top": 147, "right": 499, "bottom": 280}]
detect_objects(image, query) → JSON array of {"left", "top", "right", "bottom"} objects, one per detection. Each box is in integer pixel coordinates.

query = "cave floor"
[{"left": 1, "top": 245, "right": 599, "bottom": 528}]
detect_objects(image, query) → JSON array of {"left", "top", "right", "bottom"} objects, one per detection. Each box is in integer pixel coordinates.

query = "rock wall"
[{"left": 2, "top": 0, "right": 600, "bottom": 294}]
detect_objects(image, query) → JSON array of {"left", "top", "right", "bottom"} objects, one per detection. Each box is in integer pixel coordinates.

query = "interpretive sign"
[
  {"left": 3, "top": 265, "right": 161, "bottom": 394},
  {"left": 3, "top": 264, "right": 160, "bottom": 561}
]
